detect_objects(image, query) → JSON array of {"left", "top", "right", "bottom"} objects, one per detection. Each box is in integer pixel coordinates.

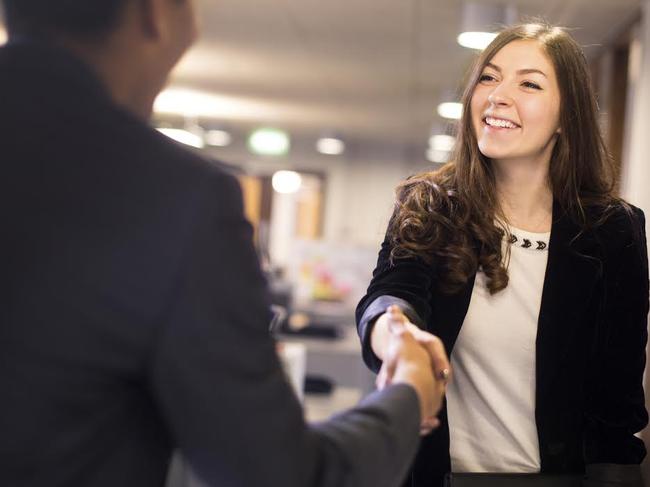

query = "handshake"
[{"left": 372, "top": 305, "right": 450, "bottom": 435}]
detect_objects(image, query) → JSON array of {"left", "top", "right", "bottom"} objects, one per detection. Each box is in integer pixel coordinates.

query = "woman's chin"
[{"left": 477, "top": 142, "right": 510, "bottom": 160}]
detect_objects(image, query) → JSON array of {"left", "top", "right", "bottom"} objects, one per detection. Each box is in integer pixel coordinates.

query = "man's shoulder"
[
  {"left": 135, "top": 126, "right": 237, "bottom": 181},
  {"left": 138, "top": 129, "right": 241, "bottom": 198}
]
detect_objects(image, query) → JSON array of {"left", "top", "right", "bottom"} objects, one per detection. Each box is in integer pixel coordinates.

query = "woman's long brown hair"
[{"left": 389, "top": 22, "right": 619, "bottom": 294}]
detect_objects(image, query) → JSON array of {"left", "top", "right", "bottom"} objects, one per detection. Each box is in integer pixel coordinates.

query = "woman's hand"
[{"left": 374, "top": 305, "right": 451, "bottom": 434}]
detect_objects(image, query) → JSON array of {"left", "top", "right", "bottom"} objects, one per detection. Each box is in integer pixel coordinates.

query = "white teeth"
[{"left": 485, "top": 116, "right": 518, "bottom": 129}]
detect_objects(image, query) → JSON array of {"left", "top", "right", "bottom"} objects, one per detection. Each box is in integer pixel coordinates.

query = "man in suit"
[{"left": 0, "top": 1, "right": 449, "bottom": 486}]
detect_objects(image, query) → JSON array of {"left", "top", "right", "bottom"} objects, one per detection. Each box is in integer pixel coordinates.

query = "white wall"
[
  {"left": 621, "top": 3, "right": 650, "bottom": 211},
  {"left": 322, "top": 146, "right": 420, "bottom": 247}
]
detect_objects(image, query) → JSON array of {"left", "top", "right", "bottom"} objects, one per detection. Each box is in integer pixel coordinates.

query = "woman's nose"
[{"left": 487, "top": 88, "right": 512, "bottom": 107}]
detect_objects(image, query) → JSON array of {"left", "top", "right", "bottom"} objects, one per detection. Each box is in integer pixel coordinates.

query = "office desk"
[{"left": 279, "top": 324, "right": 376, "bottom": 394}]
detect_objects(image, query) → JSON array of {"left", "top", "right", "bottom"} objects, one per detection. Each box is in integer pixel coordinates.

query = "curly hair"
[{"left": 389, "top": 22, "right": 619, "bottom": 295}]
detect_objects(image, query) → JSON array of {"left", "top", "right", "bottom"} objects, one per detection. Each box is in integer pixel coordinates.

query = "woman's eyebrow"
[
  {"left": 485, "top": 62, "right": 547, "bottom": 78},
  {"left": 518, "top": 68, "right": 547, "bottom": 77}
]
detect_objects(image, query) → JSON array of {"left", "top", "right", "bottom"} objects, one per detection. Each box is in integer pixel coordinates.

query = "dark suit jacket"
[
  {"left": 357, "top": 202, "right": 649, "bottom": 487},
  {"left": 0, "top": 41, "right": 424, "bottom": 487}
]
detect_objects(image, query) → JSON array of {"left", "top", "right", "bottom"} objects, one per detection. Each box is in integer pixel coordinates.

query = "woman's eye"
[
  {"left": 522, "top": 81, "right": 542, "bottom": 90},
  {"left": 479, "top": 74, "right": 495, "bottom": 82}
]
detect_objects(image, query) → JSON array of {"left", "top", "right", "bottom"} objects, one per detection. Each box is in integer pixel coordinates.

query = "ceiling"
[{"left": 163, "top": 0, "right": 641, "bottom": 159}]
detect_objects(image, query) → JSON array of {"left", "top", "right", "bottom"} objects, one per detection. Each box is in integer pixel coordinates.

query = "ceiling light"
[
  {"left": 427, "top": 148, "right": 452, "bottom": 164},
  {"left": 457, "top": 32, "right": 498, "bottom": 50},
  {"left": 0, "top": 26, "right": 7, "bottom": 46},
  {"left": 316, "top": 137, "right": 345, "bottom": 155},
  {"left": 157, "top": 128, "right": 205, "bottom": 149},
  {"left": 154, "top": 88, "right": 285, "bottom": 120},
  {"left": 248, "top": 128, "right": 290, "bottom": 156},
  {"left": 437, "top": 102, "right": 463, "bottom": 120},
  {"left": 429, "top": 134, "right": 456, "bottom": 152},
  {"left": 205, "top": 129, "right": 232, "bottom": 147},
  {"left": 458, "top": 3, "right": 517, "bottom": 51},
  {"left": 272, "top": 171, "right": 302, "bottom": 194},
  {"left": 155, "top": 88, "right": 218, "bottom": 118}
]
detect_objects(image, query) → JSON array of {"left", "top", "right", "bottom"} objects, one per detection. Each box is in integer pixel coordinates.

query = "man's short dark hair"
[{"left": 2, "top": 0, "right": 129, "bottom": 40}]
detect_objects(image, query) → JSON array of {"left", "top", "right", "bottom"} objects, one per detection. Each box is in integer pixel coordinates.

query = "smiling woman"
[
  {"left": 357, "top": 22, "right": 648, "bottom": 487},
  {"left": 386, "top": 24, "right": 620, "bottom": 296}
]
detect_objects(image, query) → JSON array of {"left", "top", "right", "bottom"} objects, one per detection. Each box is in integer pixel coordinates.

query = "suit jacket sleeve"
[
  {"left": 146, "top": 170, "right": 422, "bottom": 487},
  {"left": 583, "top": 207, "right": 649, "bottom": 483},
  {"left": 356, "top": 226, "right": 436, "bottom": 373}
]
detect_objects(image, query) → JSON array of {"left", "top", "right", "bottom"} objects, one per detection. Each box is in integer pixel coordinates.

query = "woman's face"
[{"left": 470, "top": 40, "right": 561, "bottom": 166}]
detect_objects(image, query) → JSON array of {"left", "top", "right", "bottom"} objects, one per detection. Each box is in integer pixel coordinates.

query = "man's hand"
[{"left": 374, "top": 306, "right": 450, "bottom": 434}]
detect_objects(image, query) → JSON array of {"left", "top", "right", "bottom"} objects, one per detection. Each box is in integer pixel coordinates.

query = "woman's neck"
[{"left": 493, "top": 157, "right": 553, "bottom": 232}]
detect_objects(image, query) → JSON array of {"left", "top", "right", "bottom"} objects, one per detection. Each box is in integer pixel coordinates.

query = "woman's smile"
[{"left": 481, "top": 115, "right": 521, "bottom": 132}]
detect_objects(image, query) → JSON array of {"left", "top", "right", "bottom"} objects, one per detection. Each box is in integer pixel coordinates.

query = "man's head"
[
  {"left": 2, "top": 0, "right": 130, "bottom": 41},
  {"left": 1, "top": 0, "right": 198, "bottom": 118}
]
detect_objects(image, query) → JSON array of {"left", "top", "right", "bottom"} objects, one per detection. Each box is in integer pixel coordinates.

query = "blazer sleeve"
[
  {"left": 147, "top": 171, "right": 422, "bottom": 487},
  {"left": 583, "top": 207, "right": 649, "bottom": 478},
  {"left": 355, "top": 226, "right": 436, "bottom": 373}
]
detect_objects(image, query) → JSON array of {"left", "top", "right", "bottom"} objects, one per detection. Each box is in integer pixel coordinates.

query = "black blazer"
[
  {"left": 0, "top": 41, "right": 424, "bottom": 487},
  {"left": 357, "top": 202, "right": 649, "bottom": 487}
]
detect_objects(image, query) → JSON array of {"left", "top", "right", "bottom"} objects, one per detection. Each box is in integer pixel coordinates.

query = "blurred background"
[
  {"left": 3, "top": 0, "right": 649, "bottom": 483},
  {"left": 148, "top": 0, "right": 648, "bottom": 315}
]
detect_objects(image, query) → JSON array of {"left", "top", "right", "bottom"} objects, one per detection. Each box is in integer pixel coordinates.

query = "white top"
[{"left": 446, "top": 226, "right": 550, "bottom": 473}]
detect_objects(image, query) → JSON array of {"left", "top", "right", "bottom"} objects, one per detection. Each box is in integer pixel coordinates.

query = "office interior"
[{"left": 3, "top": 0, "right": 649, "bottom": 485}]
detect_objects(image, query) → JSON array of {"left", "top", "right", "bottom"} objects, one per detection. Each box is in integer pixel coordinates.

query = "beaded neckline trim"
[{"left": 507, "top": 232, "right": 549, "bottom": 251}]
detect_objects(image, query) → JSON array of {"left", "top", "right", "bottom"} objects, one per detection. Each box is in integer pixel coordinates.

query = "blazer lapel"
[{"left": 536, "top": 202, "right": 602, "bottom": 398}]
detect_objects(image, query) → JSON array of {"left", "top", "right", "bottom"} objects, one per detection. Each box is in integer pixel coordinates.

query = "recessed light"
[
  {"left": 457, "top": 32, "right": 498, "bottom": 50},
  {"left": 205, "top": 130, "right": 232, "bottom": 147},
  {"left": 437, "top": 102, "right": 463, "bottom": 120},
  {"left": 272, "top": 171, "right": 302, "bottom": 194},
  {"left": 248, "top": 128, "right": 290, "bottom": 156},
  {"left": 429, "top": 135, "right": 456, "bottom": 152},
  {"left": 316, "top": 137, "right": 345, "bottom": 155},
  {"left": 427, "top": 148, "right": 452, "bottom": 164}
]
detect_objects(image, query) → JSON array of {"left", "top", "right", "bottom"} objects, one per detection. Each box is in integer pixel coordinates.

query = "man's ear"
[{"left": 138, "top": 0, "right": 165, "bottom": 40}]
